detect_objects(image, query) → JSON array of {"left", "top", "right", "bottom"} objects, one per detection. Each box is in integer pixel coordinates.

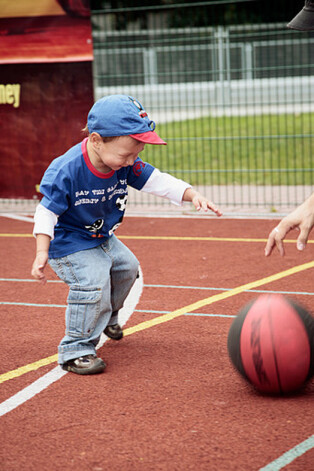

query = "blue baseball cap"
[{"left": 87, "top": 94, "right": 167, "bottom": 145}]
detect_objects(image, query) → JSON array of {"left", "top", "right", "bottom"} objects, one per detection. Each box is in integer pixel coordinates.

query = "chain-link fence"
[{"left": 91, "top": 0, "right": 313, "bottom": 215}]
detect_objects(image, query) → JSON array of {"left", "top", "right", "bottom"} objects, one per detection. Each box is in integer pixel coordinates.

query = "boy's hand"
[
  {"left": 183, "top": 188, "right": 222, "bottom": 216},
  {"left": 31, "top": 251, "right": 49, "bottom": 284},
  {"left": 192, "top": 193, "right": 222, "bottom": 216}
]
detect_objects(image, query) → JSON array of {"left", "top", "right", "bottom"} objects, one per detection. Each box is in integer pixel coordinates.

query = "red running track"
[{"left": 0, "top": 215, "right": 313, "bottom": 471}]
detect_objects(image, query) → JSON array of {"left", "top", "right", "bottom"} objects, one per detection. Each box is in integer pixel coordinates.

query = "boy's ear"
[{"left": 89, "top": 132, "right": 103, "bottom": 145}]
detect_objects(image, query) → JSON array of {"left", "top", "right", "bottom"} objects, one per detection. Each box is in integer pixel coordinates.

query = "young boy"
[{"left": 31, "top": 94, "right": 222, "bottom": 375}]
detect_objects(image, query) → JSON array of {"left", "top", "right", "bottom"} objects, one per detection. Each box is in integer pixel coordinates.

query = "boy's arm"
[
  {"left": 140, "top": 169, "right": 222, "bottom": 216},
  {"left": 31, "top": 204, "right": 59, "bottom": 284},
  {"left": 31, "top": 234, "right": 51, "bottom": 284},
  {"left": 140, "top": 168, "right": 191, "bottom": 205}
]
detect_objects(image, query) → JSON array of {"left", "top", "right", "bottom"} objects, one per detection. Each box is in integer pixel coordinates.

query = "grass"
[{"left": 144, "top": 112, "right": 314, "bottom": 186}]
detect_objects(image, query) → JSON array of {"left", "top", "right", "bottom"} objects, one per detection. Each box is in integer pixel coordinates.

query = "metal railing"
[{"left": 91, "top": 2, "right": 314, "bottom": 214}]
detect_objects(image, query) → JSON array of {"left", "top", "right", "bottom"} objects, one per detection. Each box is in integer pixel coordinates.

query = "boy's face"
[{"left": 90, "top": 134, "right": 146, "bottom": 173}]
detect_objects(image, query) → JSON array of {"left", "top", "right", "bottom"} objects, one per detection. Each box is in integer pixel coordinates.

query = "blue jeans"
[{"left": 48, "top": 235, "right": 139, "bottom": 365}]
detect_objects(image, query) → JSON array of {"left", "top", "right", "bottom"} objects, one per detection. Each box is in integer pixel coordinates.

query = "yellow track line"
[
  {"left": 120, "top": 235, "right": 314, "bottom": 244},
  {"left": 0, "top": 355, "right": 59, "bottom": 384},
  {"left": 124, "top": 261, "right": 314, "bottom": 335},
  {"left": 0, "top": 233, "right": 33, "bottom": 237},
  {"left": 0, "top": 233, "right": 313, "bottom": 243},
  {"left": 1, "top": 260, "right": 313, "bottom": 385}
]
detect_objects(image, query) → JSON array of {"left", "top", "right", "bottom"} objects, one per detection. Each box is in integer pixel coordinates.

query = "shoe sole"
[
  {"left": 106, "top": 333, "right": 123, "bottom": 341},
  {"left": 104, "top": 329, "right": 123, "bottom": 341},
  {"left": 62, "top": 359, "right": 106, "bottom": 375}
]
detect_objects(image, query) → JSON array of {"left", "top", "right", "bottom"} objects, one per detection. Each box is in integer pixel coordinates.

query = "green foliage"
[{"left": 144, "top": 112, "right": 314, "bottom": 185}]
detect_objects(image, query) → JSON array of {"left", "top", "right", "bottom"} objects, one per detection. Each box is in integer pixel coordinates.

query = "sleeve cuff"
[
  {"left": 141, "top": 169, "right": 191, "bottom": 206},
  {"left": 33, "top": 204, "right": 58, "bottom": 240}
]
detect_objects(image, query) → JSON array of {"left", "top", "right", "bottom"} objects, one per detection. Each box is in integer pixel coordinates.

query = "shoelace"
[{"left": 76, "top": 356, "right": 94, "bottom": 364}]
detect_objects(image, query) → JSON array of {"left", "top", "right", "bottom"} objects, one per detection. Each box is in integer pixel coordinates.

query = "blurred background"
[
  {"left": 0, "top": 0, "right": 313, "bottom": 216},
  {"left": 90, "top": 0, "right": 314, "bottom": 215}
]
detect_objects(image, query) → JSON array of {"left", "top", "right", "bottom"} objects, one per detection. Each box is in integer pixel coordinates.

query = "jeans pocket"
[{"left": 66, "top": 286, "right": 102, "bottom": 338}]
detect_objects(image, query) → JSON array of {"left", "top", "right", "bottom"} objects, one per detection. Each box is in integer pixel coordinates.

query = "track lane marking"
[
  {"left": 1, "top": 260, "right": 313, "bottom": 385},
  {"left": 0, "top": 354, "right": 59, "bottom": 384},
  {"left": 1, "top": 218, "right": 313, "bottom": 466},
  {"left": 0, "top": 269, "right": 144, "bottom": 416},
  {"left": 1, "top": 264, "right": 313, "bottom": 470},
  {"left": 0, "top": 214, "right": 34, "bottom": 223},
  {"left": 121, "top": 235, "right": 314, "bottom": 244},
  {"left": 1, "top": 278, "right": 314, "bottom": 298},
  {"left": 123, "top": 261, "right": 314, "bottom": 336},
  {"left": 259, "top": 435, "right": 314, "bottom": 471},
  {"left": 0, "top": 232, "right": 313, "bottom": 244}
]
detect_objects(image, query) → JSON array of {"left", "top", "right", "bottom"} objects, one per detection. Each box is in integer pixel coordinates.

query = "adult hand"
[{"left": 265, "top": 193, "right": 314, "bottom": 256}]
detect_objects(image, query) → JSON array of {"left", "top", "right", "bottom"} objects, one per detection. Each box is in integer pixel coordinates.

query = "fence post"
[
  {"left": 143, "top": 48, "right": 158, "bottom": 85},
  {"left": 243, "top": 42, "right": 253, "bottom": 80},
  {"left": 214, "top": 26, "right": 231, "bottom": 107}
]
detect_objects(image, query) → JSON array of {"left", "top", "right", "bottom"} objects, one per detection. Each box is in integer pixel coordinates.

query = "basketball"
[{"left": 227, "top": 294, "right": 314, "bottom": 394}]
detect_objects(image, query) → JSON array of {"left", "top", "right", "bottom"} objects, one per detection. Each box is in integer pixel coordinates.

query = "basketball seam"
[{"left": 267, "top": 295, "right": 283, "bottom": 394}]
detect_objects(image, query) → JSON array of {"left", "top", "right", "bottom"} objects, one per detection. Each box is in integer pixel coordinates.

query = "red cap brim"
[{"left": 130, "top": 131, "right": 167, "bottom": 145}]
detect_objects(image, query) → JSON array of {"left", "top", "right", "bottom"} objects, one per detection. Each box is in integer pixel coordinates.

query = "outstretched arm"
[
  {"left": 265, "top": 192, "right": 314, "bottom": 256},
  {"left": 140, "top": 169, "right": 222, "bottom": 216}
]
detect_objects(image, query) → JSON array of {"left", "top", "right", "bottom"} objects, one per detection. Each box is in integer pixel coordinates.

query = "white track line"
[
  {"left": 1, "top": 278, "right": 313, "bottom": 297},
  {"left": 0, "top": 268, "right": 143, "bottom": 417},
  {"left": 0, "top": 213, "right": 34, "bottom": 223},
  {"left": 259, "top": 435, "right": 314, "bottom": 470}
]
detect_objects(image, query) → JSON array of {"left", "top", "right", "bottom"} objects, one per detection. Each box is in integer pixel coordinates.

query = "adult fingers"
[
  {"left": 265, "top": 227, "right": 285, "bottom": 256},
  {"left": 264, "top": 233, "right": 276, "bottom": 256},
  {"left": 296, "top": 226, "right": 310, "bottom": 251}
]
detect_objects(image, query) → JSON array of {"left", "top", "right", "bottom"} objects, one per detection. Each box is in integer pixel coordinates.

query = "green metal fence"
[{"left": 91, "top": 0, "right": 314, "bottom": 214}]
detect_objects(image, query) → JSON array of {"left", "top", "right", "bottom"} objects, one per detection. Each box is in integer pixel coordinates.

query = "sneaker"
[
  {"left": 62, "top": 354, "right": 106, "bottom": 375},
  {"left": 104, "top": 323, "right": 123, "bottom": 340}
]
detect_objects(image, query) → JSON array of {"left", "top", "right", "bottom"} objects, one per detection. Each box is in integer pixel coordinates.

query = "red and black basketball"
[{"left": 227, "top": 294, "right": 314, "bottom": 394}]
